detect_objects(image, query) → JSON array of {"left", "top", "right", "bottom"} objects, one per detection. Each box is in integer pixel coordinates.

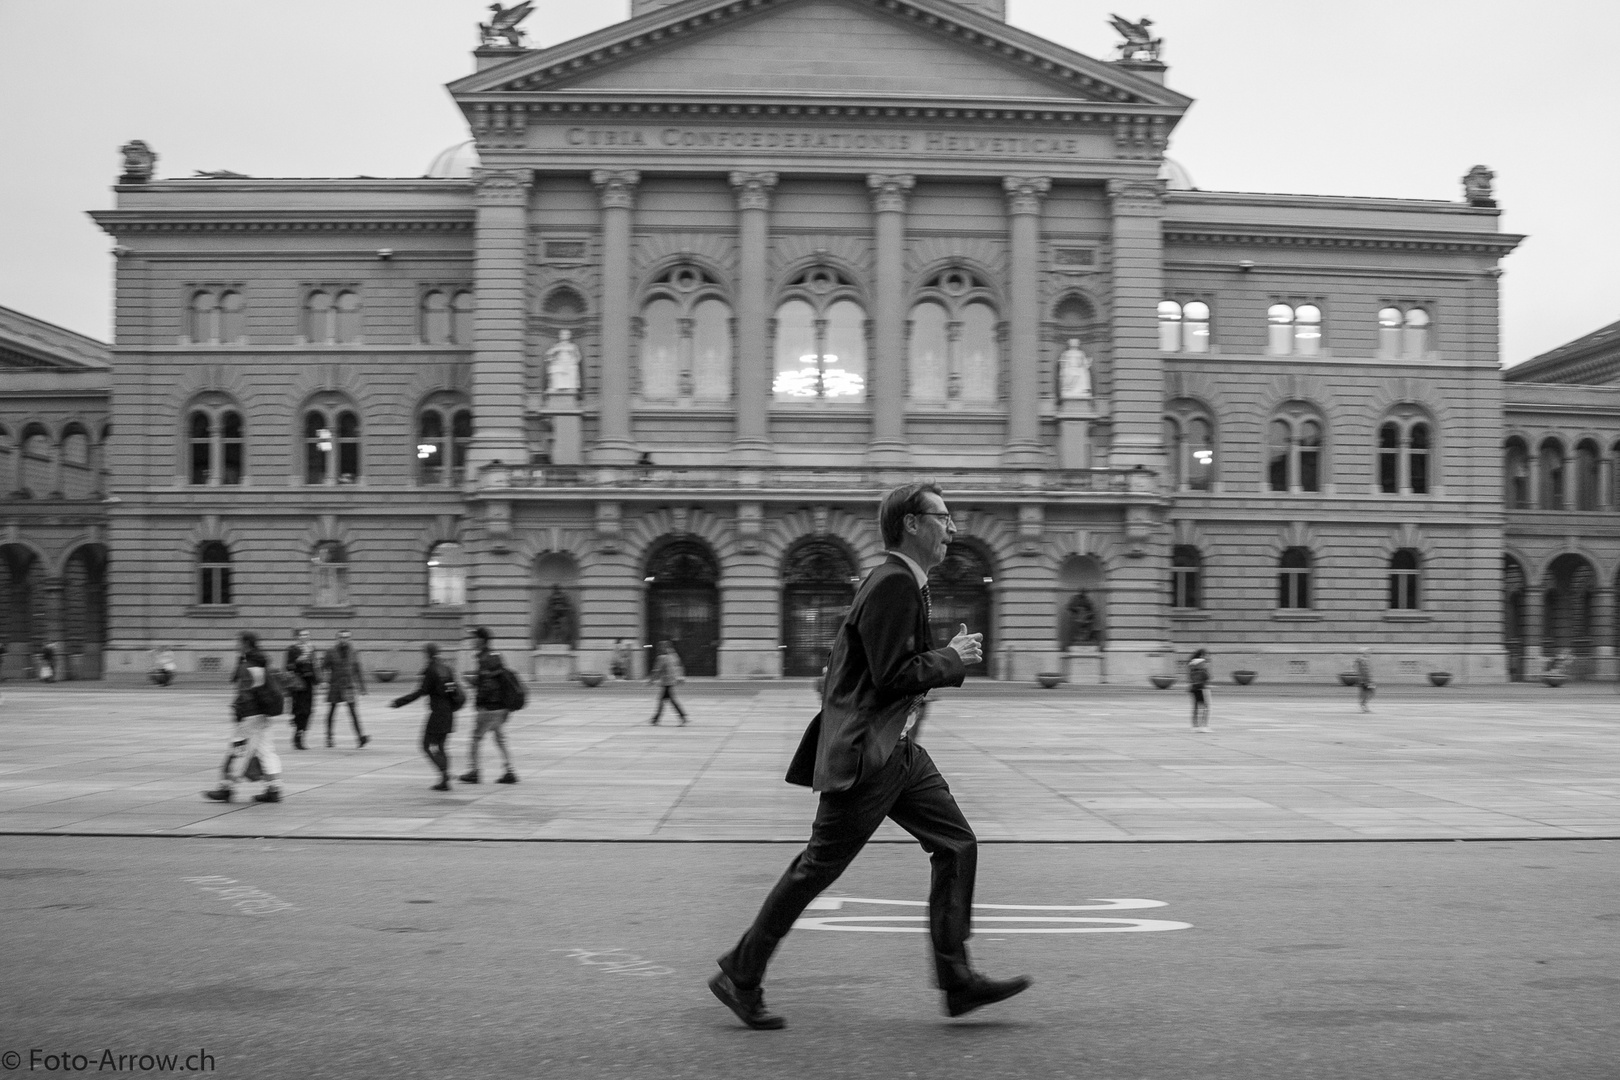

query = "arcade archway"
[
  {"left": 928, "top": 541, "right": 993, "bottom": 677},
  {"left": 780, "top": 538, "right": 858, "bottom": 677},
  {"left": 1543, "top": 553, "right": 1595, "bottom": 678},
  {"left": 644, "top": 538, "right": 720, "bottom": 676},
  {"left": 1503, "top": 555, "right": 1526, "bottom": 682}
]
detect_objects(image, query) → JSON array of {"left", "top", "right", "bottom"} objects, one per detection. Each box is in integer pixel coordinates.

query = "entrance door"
[
  {"left": 781, "top": 539, "right": 857, "bottom": 677},
  {"left": 645, "top": 539, "right": 720, "bottom": 676},
  {"left": 927, "top": 541, "right": 993, "bottom": 677}
]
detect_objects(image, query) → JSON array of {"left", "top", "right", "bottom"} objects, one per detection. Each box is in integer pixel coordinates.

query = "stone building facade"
[
  {"left": 0, "top": 305, "right": 111, "bottom": 679},
  {"left": 84, "top": 0, "right": 1527, "bottom": 683}
]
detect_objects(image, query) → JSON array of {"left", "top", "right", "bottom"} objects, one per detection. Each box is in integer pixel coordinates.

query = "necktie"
[{"left": 921, "top": 582, "right": 933, "bottom": 626}]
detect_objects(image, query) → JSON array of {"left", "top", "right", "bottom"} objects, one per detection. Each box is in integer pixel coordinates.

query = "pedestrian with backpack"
[
  {"left": 389, "top": 642, "right": 464, "bottom": 791},
  {"left": 204, "top": 630, "right": 285, "bottom": 804},
  {"left": 1187, "top": 648, "right": 1212, "bottom": 731},
  {"left": 461, "top": 626, "right": 520, "bottom": 785}
]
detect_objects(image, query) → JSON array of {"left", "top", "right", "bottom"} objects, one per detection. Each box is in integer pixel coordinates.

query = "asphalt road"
[{"left": 3, "top": 836, "right": 1617, "bottom": 1079}]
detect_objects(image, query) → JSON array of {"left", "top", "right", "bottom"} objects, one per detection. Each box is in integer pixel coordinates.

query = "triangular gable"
[
  {"left": 0, "top": 305, "right": 111, "bottom": 372},
  {"left": 451, "top": 0, "right": 1189, "bottom": 110}
]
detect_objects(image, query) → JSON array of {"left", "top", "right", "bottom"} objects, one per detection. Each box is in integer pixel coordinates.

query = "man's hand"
[{"left": 947, "top": 623, "right": 983, "bottom": 665}]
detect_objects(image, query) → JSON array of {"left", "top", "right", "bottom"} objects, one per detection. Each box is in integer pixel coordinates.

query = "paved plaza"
[{"left": 3, "top": 678, "right": 1618, "bottom": 842}]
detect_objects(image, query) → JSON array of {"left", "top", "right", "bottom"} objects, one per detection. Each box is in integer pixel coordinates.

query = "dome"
[
  {"left": 425, "top": 140, "right": 480, "bottom": 179},
  {"left": 1158, "top": 157, "right": 1196, "bottom": 191}
]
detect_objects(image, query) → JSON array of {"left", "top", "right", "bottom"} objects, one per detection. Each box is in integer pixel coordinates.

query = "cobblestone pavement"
[{"left": 2, "top": 679, "right": 1616, "bottom": 842}]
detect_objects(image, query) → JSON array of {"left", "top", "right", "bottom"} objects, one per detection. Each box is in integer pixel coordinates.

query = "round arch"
[
  {"left": 780, "top": 537, "right": 860, "bottom": 677},
  {"left": 0, "top": 542, "right": 46, "bottom": 677},
  {"left": 643, "top": 536, "right": 721, "bottom": 677},
  {"left": 1503, "top": 553, "right": 1527, "bottom": 682},
  {"left": 1543, "top": 553, "right": 1596, "bottom": 679}
]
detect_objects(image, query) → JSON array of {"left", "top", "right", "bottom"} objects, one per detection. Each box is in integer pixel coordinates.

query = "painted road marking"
[
  {"left": 561, "top": 948, "right": 674, "bottom": 976},
  {"left": 183, "top": 876, "right": 296, "bottom": 916},
  {"left": 793, "top": 896, "right": 1190, "bottom": 934}
]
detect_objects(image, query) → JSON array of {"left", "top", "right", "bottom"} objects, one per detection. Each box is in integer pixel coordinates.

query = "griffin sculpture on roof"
[
  {"left": 1109, "top": 15, "right": 1163, "bottom": 62},
  {"left": 480, "top": 2, "right": 534, "bottom": 48}
]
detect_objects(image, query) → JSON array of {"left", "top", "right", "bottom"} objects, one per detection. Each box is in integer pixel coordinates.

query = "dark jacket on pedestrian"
[
  {"left": 393, "top": 660, "right": 457, "bottom": 734},
  {"left": 786, "top": 553, "right": 965, "bottom": 793},
  {"left": 323, "top": 644, "right": 365, "bottom": 703},
  {"left": 284, "top": 642, "right": 318, "bottom": 693},
  {"left": 473, "top": 650, "right": 508, "bottom": 711}
]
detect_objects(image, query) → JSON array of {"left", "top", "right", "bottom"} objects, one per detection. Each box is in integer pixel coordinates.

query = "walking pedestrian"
[
  {"left": 39, "top": 640, "right": 58, "bottom": 682},
  {"left": 204, "top": 631, "right": 284, "bottom": 804},
  {"left": 1354, "top": 647, "right": 1375, "bottom": 713},
  {"left": 389, "top": 643, "right": 462, "bottom": 791},
  {"left": 321, "top": 629, "right": 369, "bottom": 747},
  {"left": 1188, "top": 648, "right": 1212, "bottom": 731},
  {"left": 709, "top": 483, "right": 1029, "bottom": 1030},
  {"left": 283, "top": 629, "right": 318, "bottom": 750},
  {"left": 648, "top": 640, "right": 687, "bottom": 725},
  {"left": 460, "top": 627, "right": 519, "bottom": 785}
]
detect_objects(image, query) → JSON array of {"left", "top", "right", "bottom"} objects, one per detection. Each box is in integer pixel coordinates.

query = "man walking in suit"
[{"left": 709, "top": 483, "right": 1030, "bottom": 1029}]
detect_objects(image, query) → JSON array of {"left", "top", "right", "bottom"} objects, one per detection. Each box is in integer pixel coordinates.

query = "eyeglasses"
[{"left": 913, "top": 512, "right": 956, "bottom": 529}]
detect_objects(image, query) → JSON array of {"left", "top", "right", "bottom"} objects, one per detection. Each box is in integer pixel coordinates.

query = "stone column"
[
  {"left": 867, "top": 174, "right": 914, "bottom": 466},
  {"left": 469, "top": 168, "right": 533, "bottom": 471},
  {"left": 1522, "top": 576, "right": 1544, "bottom": 673},
  {"left": 1105, "top": 178, "right": 1169, "bottom": 473},
  {"left": 1601, "top": 454, "right": 1614, "bottom": 510},
  {"left": 729, "top": 171, "right": 777, "bottom": 464},
  {"left": 591, "top": 170, "right": 641, "bottom": 465},
  {"left": 1002, "top": 176, "right": 1051, "bottom": 467},
  {"left": 1594, "top": 586, "right": 1616, "bottom": 680}
]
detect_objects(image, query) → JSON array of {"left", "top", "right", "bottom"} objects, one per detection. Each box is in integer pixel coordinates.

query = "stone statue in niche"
[
  {"left": 479, "top": 2, "right": 533, "bottom": 47},
  {"left": 1463, "top": 165, "right": 1496, "bottom": 207},
  {"left": 545, "top": 330, "right": 581, "bottom": 394},
  {"left": 1058, "top": 339, "right": 1093, "bottom": 401},
  {"left": 536, "top": 585, "right": 577, "bottom": 646},
  {"left": 118, "top": 140, "right": 157, "bottom": 184},
  {"left": 1064, "top": 591, "right": 1100, "bottom": 648}
]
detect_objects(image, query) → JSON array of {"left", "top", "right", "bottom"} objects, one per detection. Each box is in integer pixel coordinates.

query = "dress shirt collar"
[{"left": 888, "top": 550, "right": 930, "bottom": 590}]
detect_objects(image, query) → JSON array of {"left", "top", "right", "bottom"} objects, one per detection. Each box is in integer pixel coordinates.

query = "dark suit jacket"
[
  {"left": 786, "top": 554, "right": 966, "bottom": 792},
  {"left": 392, "top": 661, "right": 457, "bottom": 733}
]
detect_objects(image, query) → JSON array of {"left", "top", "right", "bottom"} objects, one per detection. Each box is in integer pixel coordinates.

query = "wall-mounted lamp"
[
  {"left": 1237, "top": 259, "right": 1255, "bottom": 271},
  {"left": 377, "top": 248, "right": 394, "bottom": 260},
  {"left": 112, "top": 245, "right": 131, "bottom": 258}
]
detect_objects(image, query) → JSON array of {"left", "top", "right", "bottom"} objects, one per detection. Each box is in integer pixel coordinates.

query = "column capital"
[
  {"left": 592, "top": 169, "right": 641, "bottom": 210},
  {"left": 1106, "top": 177, "right": 1167, "bottom": 214},
  {"left": 472, "top": 168, "right": 533, "bottom": 204},
  {"left": 729, "top": 170, "right": 779, "bottom": 212},
  {"left": 1002, "top": 175, "right": 1051, "bottom": 216},
  {"left": 867, "top": 173, "right": 915, "bottom": 214}
]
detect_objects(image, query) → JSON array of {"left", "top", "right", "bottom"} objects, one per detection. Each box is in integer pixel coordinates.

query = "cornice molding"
[
  {"left": 90, "top": 211, "right": 473, "bottom": 236},
  {"left": 1162, "top": 227, "right": 1522, "bottom": 254},
  {"left": 450, "top": 0, "right": 1189, "bottom": 110},
  {"left": 472, "top": 167, "right": 533, "bottom": 204}
]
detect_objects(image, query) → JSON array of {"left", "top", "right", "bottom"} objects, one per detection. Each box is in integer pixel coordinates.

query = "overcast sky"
[{"left": 0, "top": 0, "right": 1613, "bottom": 365}]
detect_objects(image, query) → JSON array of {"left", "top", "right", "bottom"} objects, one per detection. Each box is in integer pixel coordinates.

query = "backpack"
[
  {"left": 499, "top": 667, "right": 527, "bottom": 712},
  {"left": 443, "top": 666, "right": 467, "bottom": 711}
]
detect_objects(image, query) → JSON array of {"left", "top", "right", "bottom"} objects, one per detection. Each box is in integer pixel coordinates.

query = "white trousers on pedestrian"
[{"left": 223, "top": 713, "right": 281, "bottom": 788}]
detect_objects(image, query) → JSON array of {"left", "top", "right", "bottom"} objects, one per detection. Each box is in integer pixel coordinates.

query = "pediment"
[
  {"left": 0, "top": 305, "right": 110, "bottom": 372},
  {"left": 452, "top": 0, "right": 1189, "bottom": 109}
]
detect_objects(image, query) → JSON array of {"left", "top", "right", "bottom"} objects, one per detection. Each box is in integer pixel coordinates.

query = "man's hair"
[
  {"left": 423, "top": 642, "right": 439, "bottom": 657},
  {"left": 878, "top": 482, "right": 943, "bottom": 548},
  {"left": 472, "top": 626, "right": 492, "bottom": 643}
]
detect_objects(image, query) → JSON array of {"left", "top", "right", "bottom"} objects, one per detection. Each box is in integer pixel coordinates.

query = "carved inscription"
[{"left": 557, "top": 127, "right": 1090, "bottom": 157}]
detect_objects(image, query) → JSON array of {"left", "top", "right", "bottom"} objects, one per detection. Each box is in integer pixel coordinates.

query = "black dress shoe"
[
  {"left": 944, "top": 973, "right": 1033, "bottom": 1018},
  {"left": 708, "top": 970, "right": 785, "bottom": 1030}
]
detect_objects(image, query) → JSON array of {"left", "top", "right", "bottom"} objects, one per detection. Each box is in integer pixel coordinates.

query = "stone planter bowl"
[
  {"left": 1542, "top": 672, "right": 1568, "bottom": 688},
  {"left": 1428, "top": 671, "right": 1452, "bottom": 687},
  {"left": 1231, "top": 670, "right": 1257, "bottom": 686},
  {"left": 578, "top": 672, "right": 606, "bottom": 687},
  {"left": 373, "top": 668, "right": 399, "bottom": 683},
  {"left": 1035, "top": 672, "right": 1064, "bottom": 689},
  {"left": 1149, "top": 675, "right": 1175, "bottom": 689},
  {"left": 1337, "top": 671, "right": 1359, "bottom": 687}
]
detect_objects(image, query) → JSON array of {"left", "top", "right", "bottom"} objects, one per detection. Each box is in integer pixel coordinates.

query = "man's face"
[
  {"left": 338, "top": 632, "right": 351, "bottom": 644},
  {"left": 907, "top": 492, "right": 956, "bottom": 569},
  {"left": 298, "top": 631, "right": 310, "bottom": 644}
]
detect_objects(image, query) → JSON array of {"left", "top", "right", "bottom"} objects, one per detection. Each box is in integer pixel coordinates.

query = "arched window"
[
  {"left": 1402, "top": 307, "right": 1430, "bottom": 359},
  {"left": 1380, "top": 305, "right": 1432, "bottom": 359},
  {"left": 1278, "top": 547, "right": 1312, "bottom": 609},
  {"left": 304, "top": 410, "right": 330, "bottom": 485},
  {"left": 639, "top": 266, "right": 732, "bottom": 402},
  {"left": 1268, "top": 303, "right": 1323, "bottom": 357},
  {"left": 189, "top": 411, "right": 213, "bottom": 485},
  {"left": 198, "top": 541, "right": 233, "bottom": 606},
  {"left": 219, "top": 290, "right": 245, "bottom": 342},
  {"left": 1377, "top": 422, "right": 1400, "bottom": 494},
  {"left": 1182, "top": 301, "right": 1210, "bottom": 353},
  {"left": 450, "top": 410, "right": 472, "bottom": 482},
  {"left": 416, "top": 411, "right": 445, "bottom": 484},
  {"left": 303, "top": 405, "right": 360, "bottom": 484},
  {"left": 1158, "top": 300, "right": 1182, "bottom": 352},
  {"left": 450, "top": 290, "right": 475, "bottom": 345},
  {"left": 1268, "top": 303, "right": 1295, "bottom": 355},
  {"left": 221, "top": 411, "right": 243, "bottom": 485},
  {"left": 336, "top": 410, "right": 360, "bottom": 482},
  {"left": 1171, "top": 545, "right": 1202, "bottom": 609},
  {"left": 1504, "top": 439, "right": 1530, "bottom": 509},
  {"left": 1268, "top": 407, "right": 1325, "bottom": 493},
  {"left": 907, "top": 270, "right": 998, "bottom": 404},
  {"left": 1538, "top": 439, "right": 1565, "bottom": 510},
  {"left": 1409, "top": 423, "right": 1430, "bottom": 494},
  {"left": 1376, "top": 413, "right": 1434, "bottom": 495},
  {"left": 19, "top": 426, "right": 52, "bottom": 498},
  {"left": 1389, "top": 549, "right": 1420, "bottom": 610},
  {"left": 420, "top": 290, "right": 451, "bottom": 344},
  {"left": 59, "top": 428, "right": 92, "bottom": 500},
  {"left": 188, "top": 291, "right": 218, "bottom": 343},
  {"left": 427, "top": 541, "right": 467, "bottom": 607},
  {"left": 334, "top": 290, "right": 361, "bottom": 343},
  {"left": 1378, "top": 307, "right": 1403, "bottom": 356},
  {"left": 1575, "top": 440, "right": 1600, "bottom": 511},
  {"left": 311, "top": 541, "right": 349, "bottom": 608},
  {"left": 303, "top": 290, "right": 333, "bottom": 343},
  {"left": 1164, "top": 400, "right": 1216, "bottom": 492},
  {"left": 773, "top": 267, "right": 866, "bottom": 402}
]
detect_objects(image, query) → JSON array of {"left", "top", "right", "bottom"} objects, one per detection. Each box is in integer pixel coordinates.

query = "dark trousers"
[
  {"left": 719, "top": 738, "right": 977, "bottom": 991},
  {"left": 422, "top": 727, "right": 450, "bottom": 779},
  {"left": 289, "top": 689, "right": 314, "bottom": 733},
  {"left": 651, "top": 685, "right": 686, "bottom": 721}
]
